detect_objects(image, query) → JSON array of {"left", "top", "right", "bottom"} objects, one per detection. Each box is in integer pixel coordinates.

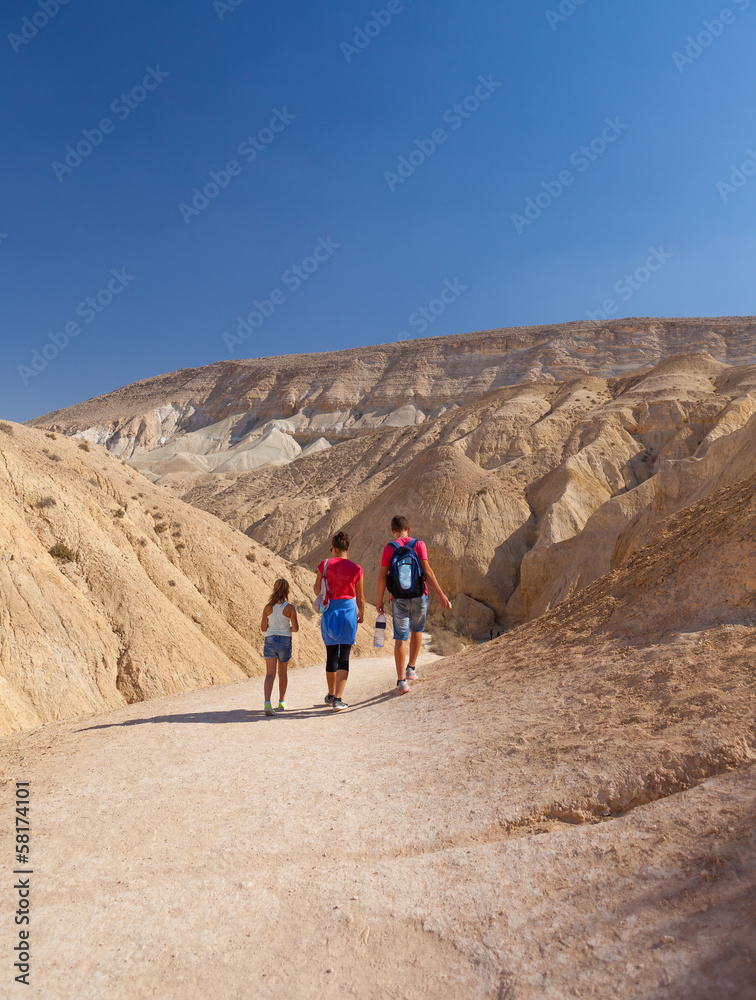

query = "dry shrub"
[
  {"left": 246, "top": 552, "right": 257, "bottom": 563},
  {"left": 78, "top": 442, "right": 90, "bottom": 452},
  {"left": 0, "top": 423, "right": 14, "bottom": 435},
  {"left": 427, "top": 624, "right": 467, "bottom": 657},
  {"left": 154, "top": 523, "right": 168, "bottom": 534},
  {"left": 49, "top": 542, "right": 76, "bottom": 562},
  {"left": 37, "top": 497, "right": 57, "bottom": 509}
]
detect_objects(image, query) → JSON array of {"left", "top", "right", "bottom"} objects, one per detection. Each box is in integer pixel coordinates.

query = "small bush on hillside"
[
  {"left": 48, "top": 453, "right": 62, "bottom": 462},
  {"left": 427, "top": 624, "right": 467, "bottom": 657},
  {"left": 0, "top": 423, "right": 14, "bottom": 435},
  {"left": 38, "top": 496, "right": 56, "bottom": 509},
  {"left": 176, "top": 543, "right": 185, "bottom": 551},
  {"left": 78, "top": 442, "right": 90, "bottom": 452},
  {"left": 297, "top": 601, "right": 314, "bottom": 620},
  {"left": 45, "top": 431, "right": 55, "bottom": 440},
  {"left": 246, "top": 552, "right": 256, "bottom": 563},
  {"left": 168, "top": 580, "right": 176, "bottom": 587},
  {"left": 49, "top": 542, "right": 76, "bottom": 562},
  {"left": 114, "top": 509, "right": 125, "bottom": 518},
  {"left": 154, "top": 523, "right": 168, "bottom": 534},
  {"left": 263, "top": 560, "right": 271, "bottom": 567}
]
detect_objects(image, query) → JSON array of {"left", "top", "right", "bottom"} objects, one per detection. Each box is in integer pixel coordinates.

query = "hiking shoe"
[
  {"left": 332, "top": 698, "right": 348, "bottom": 712},
  {"left": 264, "top": 702, "right": 275, "bottom": 716},
  {"left": 324, "top": 694, "right": 335, "bottom": 705},
  {"left": 396, "top": 679, "right": 410, "bottom": 694},
  {"left": 405, "top": 666, "right": 417, "bottom": 680},
  {"left": 275, "top": 701, "right": 286, "bottom": 712}
]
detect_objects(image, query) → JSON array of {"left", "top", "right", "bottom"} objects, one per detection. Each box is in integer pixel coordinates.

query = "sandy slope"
[{"left": 1, "top": 640, "right": 753, "bottom": 1000}]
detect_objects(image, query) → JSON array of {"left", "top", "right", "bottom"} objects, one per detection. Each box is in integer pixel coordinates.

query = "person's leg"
[
  {"left": 263, "top": 659, "right": 277, "bottom": 703},
  {"left": 394, "top": 639, "right": 407, "bottom": 680},
  {"left": 408, "top": 631, "right": 423, "bottom": 668},
  {"left": 325, "top": 645, "right": 339, "bottom": 697},
  {"left": 406, "top": 595, "right": 429, "bottom": 677},
  {"left": 277, "top": 660, "right": 288, "bottom": 703},
  {"left": 391, "top": 599, "right": 410, "bottom": 681},
  {"left": 334, "top": 645, "right": 351, "bottom": 700}
]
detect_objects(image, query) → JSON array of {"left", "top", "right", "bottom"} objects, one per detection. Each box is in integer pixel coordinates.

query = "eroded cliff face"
[
  {"left": 26, "top": 317, "right": 756, "bottom": 639},
  {"left": 30, "top": 317, "right": 756, "bottom": 462},
  {"left": 0, "top": 423, "right": 382, "bottom": 735},
  {"left": 181, "top": 353, "right": 756, "bottom": 636}
]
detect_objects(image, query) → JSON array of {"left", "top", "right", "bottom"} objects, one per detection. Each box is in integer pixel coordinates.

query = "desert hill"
[
  {"left": 30, "top": 317, "right": 756, "bottom": 467},
  {"left": 1, "top": 458, "right": 753, "bottom": 998},
  {"left": 181, "top": 352, "right": 756, "bottom": 637},
  {"left": 27, "top": 318, "right": 756, "bottom": 641},
  {"left": 0, "top": 421, "right": 382, "bottom": 735}
]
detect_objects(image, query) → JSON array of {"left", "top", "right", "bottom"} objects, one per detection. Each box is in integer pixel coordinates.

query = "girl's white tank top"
[{"left": 266, "top": 602, "right": 292, "bottom": 636}]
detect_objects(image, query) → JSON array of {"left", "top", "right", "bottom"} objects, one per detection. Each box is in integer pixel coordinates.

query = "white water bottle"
[{"left": 374, "top": 613, "right": 386, "bottom": 648}]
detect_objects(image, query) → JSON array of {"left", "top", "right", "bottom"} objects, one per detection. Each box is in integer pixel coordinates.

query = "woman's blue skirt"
[{"left": 321, "top": 597, "right": 358, "bottom": 646}]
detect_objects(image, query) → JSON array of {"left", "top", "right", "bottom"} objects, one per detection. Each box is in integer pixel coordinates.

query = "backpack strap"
[{"left": 323, "top": 559, "right": 330, "bottom": 597}]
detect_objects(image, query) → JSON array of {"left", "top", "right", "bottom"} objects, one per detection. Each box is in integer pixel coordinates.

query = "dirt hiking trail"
[{"left": 1, "top": 641, "right": 754, "bottom": 1000}]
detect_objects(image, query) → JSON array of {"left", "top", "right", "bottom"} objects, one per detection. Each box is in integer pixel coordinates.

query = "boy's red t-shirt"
[
  {"left": 380, "top": 537, "right": 429, "bottom": 596},
  {"left": 317, "top": 558, "right": 363, "bottom": 599}
]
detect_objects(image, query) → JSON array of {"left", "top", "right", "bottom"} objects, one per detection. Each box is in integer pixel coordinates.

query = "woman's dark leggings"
[{"left": 325, "top": 644, "right": 352, "bottom": 673}]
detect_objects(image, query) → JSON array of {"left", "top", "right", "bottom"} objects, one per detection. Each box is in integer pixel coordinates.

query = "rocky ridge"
[{"left": 0, "top": 422, "right": 383, "bottom": 735}]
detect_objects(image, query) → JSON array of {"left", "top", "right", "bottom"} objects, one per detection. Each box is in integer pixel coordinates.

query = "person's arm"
[
  {"left": 376, "top": 565, "right": 388, "bottom": 613},
  {"left": 355, "top": 576, "right": 365, "bottom": 624},
  {"left": 260, "top": 603, "right": 271, "bottom": 633},
  {"left": 313, "top": 569, "right": 323, "bottom": 596},
  {"left": 285, "top": 603, "right": 299, "bottom": 633},
  {"left": 421, "top": 559, "right": 451, "bottom": 609}
]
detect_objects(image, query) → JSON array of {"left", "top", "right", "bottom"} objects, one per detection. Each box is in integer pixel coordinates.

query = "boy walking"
[{"left": 376, "top": 515, "right": 451, "bottom": 694}]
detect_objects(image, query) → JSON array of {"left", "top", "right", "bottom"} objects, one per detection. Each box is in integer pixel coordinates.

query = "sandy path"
[
  {"left": 3, "top": 649, "right": 488, "bottom": 1000},
  {"left": 1, "top": 642, "right": 755, "bottom": 1000}
]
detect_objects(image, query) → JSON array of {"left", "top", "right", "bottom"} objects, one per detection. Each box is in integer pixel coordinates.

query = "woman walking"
[
  {"left": 260, "top": 578, "right": 299, "bottom": 716},
  {"left": 314, "top": 530, "right": 365, "bottom": 712}
]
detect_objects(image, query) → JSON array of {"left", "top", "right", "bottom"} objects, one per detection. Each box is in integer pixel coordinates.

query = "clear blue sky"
[{"left": 3, "top": 0, "right": 755, "bottom": 421}]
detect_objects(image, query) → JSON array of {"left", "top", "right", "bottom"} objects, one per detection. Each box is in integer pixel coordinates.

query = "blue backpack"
[{"left": 386, "top": 539, "right": 425, "bottom": 599}]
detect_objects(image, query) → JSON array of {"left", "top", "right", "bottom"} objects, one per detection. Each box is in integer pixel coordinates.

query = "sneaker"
[
  {"left": 396, "top": 679, "right": 410, "bottom": 694},
  {"left": 332, "top": 698, "right": 348, "bottom": 712},
  {"left": 405, "top": 666, "right": 417, "bottom": 680},
  {"left": 264, "top": 702, "right": 275, "bottom": 716},
  {"left": 324, "top": 694, "right": 335, "bottom": 705},
  {"left": 275, "top": 701, "right": 286, "bottom": 712}
]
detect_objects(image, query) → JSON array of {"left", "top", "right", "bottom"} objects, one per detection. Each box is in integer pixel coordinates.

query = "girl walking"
[
  {"left": 314, "top": 530, "right": 365, "bottom": 712},
  {"left": 260, "top": 579, "right": 299, "bottom": 716}
]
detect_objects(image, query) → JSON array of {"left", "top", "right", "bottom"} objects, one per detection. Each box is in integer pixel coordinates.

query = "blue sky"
[{"left": 2, "top": 0, "right": 755, "bottom": 421}]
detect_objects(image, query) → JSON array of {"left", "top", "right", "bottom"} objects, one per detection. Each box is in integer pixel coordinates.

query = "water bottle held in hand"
[{"left": 374, "top": 613, "right": 386, "bottom": 648}]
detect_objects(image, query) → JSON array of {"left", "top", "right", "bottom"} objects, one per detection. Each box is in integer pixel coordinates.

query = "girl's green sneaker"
[
  {"left": 275, "top": 701, "right": 286, "bottom": 712},
  {"left": 264, "top": 702, "right": 275, "bottom": 716}
]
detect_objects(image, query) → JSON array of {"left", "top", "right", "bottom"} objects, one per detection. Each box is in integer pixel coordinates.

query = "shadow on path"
[{"left": 78, "top": 689, "right": 400, "bottom": 731}]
